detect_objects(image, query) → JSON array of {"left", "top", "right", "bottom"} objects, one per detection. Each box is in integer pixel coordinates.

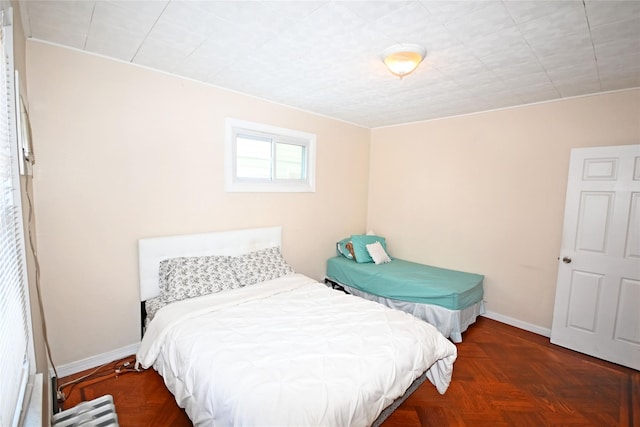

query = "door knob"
[{"left": 562, "top": 256, "right": 572, "bottom": 264}]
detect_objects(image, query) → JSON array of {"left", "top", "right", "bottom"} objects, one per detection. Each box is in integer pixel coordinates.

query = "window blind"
[{"left": 0, "top": 13, "right": 33, "bottom": 427}]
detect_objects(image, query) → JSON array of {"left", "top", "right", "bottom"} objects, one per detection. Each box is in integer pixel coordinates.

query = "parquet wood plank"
[{"left": 58, "top": 317, "right": 636, "bottom": 427}]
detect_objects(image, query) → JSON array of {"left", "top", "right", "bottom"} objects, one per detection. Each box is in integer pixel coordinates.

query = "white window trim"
[{"left": 225, "top": 118, "right": 316, "bottom": 193}]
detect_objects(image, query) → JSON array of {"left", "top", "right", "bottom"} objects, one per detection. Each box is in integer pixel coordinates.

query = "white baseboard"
[
  {"left": 51, "top": 342, "right": 140, "bottom": 379},
  {"left": 482, "top": 311, "right": 551, "bottom": 338}
]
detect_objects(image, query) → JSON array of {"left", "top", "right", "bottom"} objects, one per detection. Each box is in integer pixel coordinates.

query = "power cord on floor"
[{"left": 56, "top": 356, "right": 142, "bottom": 404}]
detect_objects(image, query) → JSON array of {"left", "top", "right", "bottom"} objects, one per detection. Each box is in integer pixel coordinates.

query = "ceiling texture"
[{"left": 17, "top": 0, "right": 640, "bottom": 128}]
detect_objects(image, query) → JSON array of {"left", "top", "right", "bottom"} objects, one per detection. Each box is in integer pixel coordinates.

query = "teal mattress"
[{"left": 326, "top": 256, "right": 484, "bottom": 310}]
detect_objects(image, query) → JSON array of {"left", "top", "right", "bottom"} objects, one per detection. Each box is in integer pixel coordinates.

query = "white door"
[{"left": 551, "top": 144, "right": 640, "bottom": 370}]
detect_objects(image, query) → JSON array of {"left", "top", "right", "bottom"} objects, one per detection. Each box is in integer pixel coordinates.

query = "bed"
[
  {"left": 326, "top": 235, "right": 485, "bottom": 343},
  {"left": 135, "top": 226, "right": 458, "bottom": 427}
]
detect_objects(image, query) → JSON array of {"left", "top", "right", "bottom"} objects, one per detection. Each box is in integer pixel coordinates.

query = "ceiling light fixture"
[{"left": 381, "top": 44, "right": 426, "bottom": 79}]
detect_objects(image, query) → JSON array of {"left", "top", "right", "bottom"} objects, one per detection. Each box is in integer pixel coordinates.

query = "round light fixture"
[{"left": 381, "top": 44, "right": 427, "bottom": 78}]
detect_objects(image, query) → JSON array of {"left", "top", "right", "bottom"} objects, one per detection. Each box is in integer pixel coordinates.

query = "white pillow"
[{"left": 366, "top": 241, "right": 391, "bottom": 265}]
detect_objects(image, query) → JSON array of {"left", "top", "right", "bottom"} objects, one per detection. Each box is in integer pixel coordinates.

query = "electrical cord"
[
  {"left": 60, "top": 367, "right": 139, "bottom": 403},
  {"left": 25, "top": 172, "right": 59, "bottom": 381},
  {"left": 56, "top": 356, "right": 140, "bottom": 403}
]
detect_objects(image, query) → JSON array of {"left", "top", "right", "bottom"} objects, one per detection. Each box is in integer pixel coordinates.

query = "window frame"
[
  {"left": 0, "top": 9, "right": 37, "bottom": 427},
  {"left": 225, "top": 118, "right": 316, "bottom": 193}
]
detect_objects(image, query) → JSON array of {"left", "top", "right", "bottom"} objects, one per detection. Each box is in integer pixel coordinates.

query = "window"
[
  {"left": 225, "top": 118, "right": 316, "bottom": 192},
  {"left": 0, "top": 10, "right": 36, "bottom": 427}
]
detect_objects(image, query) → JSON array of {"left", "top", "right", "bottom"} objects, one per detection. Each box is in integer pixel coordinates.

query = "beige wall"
[
  {"left": 25, "top": 41, "right": 370, "bottom": 366},
  {"left": 368, "top": 89, "right": 640, "bottom": 330}
]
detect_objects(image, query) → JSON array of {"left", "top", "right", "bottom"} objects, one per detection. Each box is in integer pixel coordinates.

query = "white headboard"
[{"left": 138, "top": 226, "right": 282, "bottom": 301}]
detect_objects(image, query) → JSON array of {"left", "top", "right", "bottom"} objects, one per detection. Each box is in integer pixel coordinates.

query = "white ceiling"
[{"left": 17, "top": 0, "right": 640, "bottom": 128}]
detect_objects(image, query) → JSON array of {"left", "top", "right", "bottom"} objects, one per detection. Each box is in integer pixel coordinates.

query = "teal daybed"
[{"left": 326, "top": 255, "right": 484, "bottom": 343}]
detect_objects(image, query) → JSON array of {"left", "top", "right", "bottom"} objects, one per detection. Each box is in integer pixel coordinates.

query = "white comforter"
[{"left": 137, "top": 274, "right": 457, "bottom": 427}]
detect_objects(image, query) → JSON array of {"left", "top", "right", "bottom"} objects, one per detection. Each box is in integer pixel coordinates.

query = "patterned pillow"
[
  {"left": 229, "top": 246, "right": 295, "bottom": 287},
  {"left": 145, "top": 256, "right": 241, "bottom": 324},
  {"left": 159, "top": 255, "right": 240, "bottom": 304},
  {"left": 144, "top": 295, "right": 166, "bottom": 323}
]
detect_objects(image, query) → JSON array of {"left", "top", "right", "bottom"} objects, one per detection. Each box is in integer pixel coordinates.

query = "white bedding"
[{"left": 137, "top": 274, "right": 457, "bottom": 427}]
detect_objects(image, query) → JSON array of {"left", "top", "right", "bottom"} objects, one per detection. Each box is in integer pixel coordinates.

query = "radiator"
[{"left": 51, "top": 395, "right": 119, "bottom": 427}]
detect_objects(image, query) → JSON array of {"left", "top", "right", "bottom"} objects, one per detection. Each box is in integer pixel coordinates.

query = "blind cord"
[{"left": 24, "top": 172, "right": 59, "bottom": 380}]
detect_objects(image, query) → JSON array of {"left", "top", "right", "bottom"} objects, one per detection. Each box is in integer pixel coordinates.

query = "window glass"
[
  {"left": 236, "top": 136, "right": 271, "bottom": 179},
  {"left": 225, "top": 119, "right": 316, "bottom": 192},
  {"left": 275, "top": 142, "right": 304, "bottom": 180}
]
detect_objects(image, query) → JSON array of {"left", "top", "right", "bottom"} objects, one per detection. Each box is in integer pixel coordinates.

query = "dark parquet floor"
[{"left": 59, "top": 317, "right": 638, "bottom": 427}]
